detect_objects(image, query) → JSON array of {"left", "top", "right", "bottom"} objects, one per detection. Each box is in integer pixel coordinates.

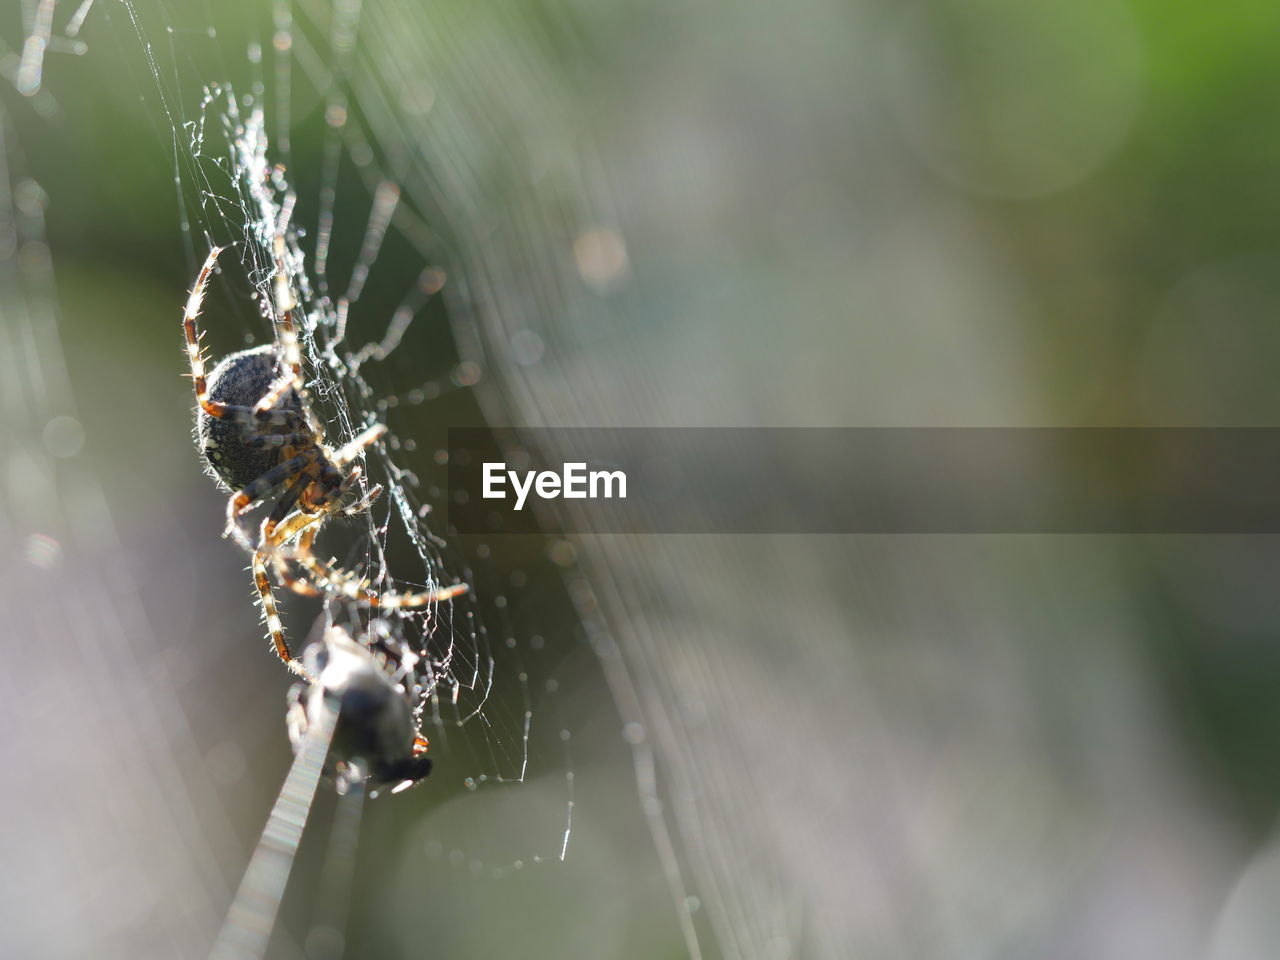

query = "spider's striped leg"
[
  {"left": 251, "top": 547, "right": 308, "bottom": 677},
  {"left": 249, "top": 478, "right": 321, "bottom": 676},
  {"left": 291, "top": 517, "right": 469, "bottom": 609},
  {"left": 272, "top": 556, "right": 323, "bottom": 598},
  {"left": 262, "top": 482, "right": 327, "bottom": 598},
  {"left": 340, "top": 481, "right": 384, "bottom": 519},
  {"left": 364, "top": 580, "right": 470, "bottom": 610},
  {"left": 333, "top": 423, "right": 388, "bottom": 467},
  {"left": 341, "top": 481, "right": 383, "bottom": 517},
  {"left": 225, "top": 449, "right": 320, "bottom": 549},
  {"left": 267, "top": 510, "right": 341, "bottom": 598},
  {"left": 288, "top": 520, "right": 371, "bottom": 598},
  {"left": 182, "top": 247, "right": 299, "bottom": 430},
  {"left": 182, "top": 247, "right": 230, "bottom": 419},
  {"left": 300, "top": 555, "right": 468, "bottom": 609},
  {"left": 269, "top": 514, "right": 324, "bottom": 598},
  {"left": 265, "top": 497, "right": 470, "bottom": 610},
  {"left": 253, "top": 227, "right": 306, "bottom": 419},
  {"left": 270, "top": 507, "right": 330, "bottom": 546},
  {"left": 260, "top": 473, "right": 308, "bottom": 546},
  {"left": 195, "top": 400, "right": 298, "bottom": 430}
]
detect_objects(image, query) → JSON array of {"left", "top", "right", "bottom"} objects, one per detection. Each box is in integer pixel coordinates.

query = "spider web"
[
  {"left": 18, "top": 0, "right": 587, "bottom": 949},
  {"left": 8, "top": 3, "right": 1270, "bottom": 960},
  {"left": 6, "top": 0, "right": 796, "bottom": 957},
  {"left": 1, "top": 1, "right": 707, "bottom": 957},
  {"left": 135, "top": 0, "right": 577, "bottom": 843},
  {"left": 187, "top": 91, "right": 511, "bottom": 774}
]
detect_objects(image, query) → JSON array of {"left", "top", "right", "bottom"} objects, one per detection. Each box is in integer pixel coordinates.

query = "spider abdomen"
[{"left": 197, "top": 344, "right": 305, "bottom": 492}]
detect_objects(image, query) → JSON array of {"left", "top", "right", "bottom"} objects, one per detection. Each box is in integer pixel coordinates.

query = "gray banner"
[{"left": 446, "top": 428, "right": 1280, "bottom": 534}]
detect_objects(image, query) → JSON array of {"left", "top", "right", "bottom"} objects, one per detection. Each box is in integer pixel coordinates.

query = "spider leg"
[
  {"left": 197, "top": 401, "right": 297, "bottom": 430},
  {"left": 251, "top": 431, "right": 316, "bottom": 450},
  {"left": 273, "top": 557, "right": 324, "bottom": 598},
  {"left": 301, "top": 526, "right": 469, "bottom": 610},
  {"left": 266, "top": 471, "right": 373, "bottom": 599},
  {"left": 266, "top": 510, "right": 357, "bottom": 598},
  {"left": 249, "top": 478, "right": 319, "bottom": 676},
  {"left": 252, "top": 228, "right": 305, "bottom": 419},
  {"left": 333, "top": 423, "right": 388, "bottom": 467},
  {"left": 225, "top": 449, "right": 320, "bottom": 549},
  {"left": 342, "top": 482, "right": 383, "bottom": 517},
  {"left": 269, "top": 507, "right": 469, "bottom": 610},
  {"left": 264, "top": 476, "right": 324, "bottom": 597},
  {"left": 183, "top": 247, "right": 231, "bottom": 420},
  {"left": 364, "top": 580, "right": 470, "bottom": 610},
  {"left": 252, "top": 548, "right": 308, "bottom": 677},
  {"left": 260, "top": 472, "right": 308, "bottom": 545},
  {"left": 182, "top": 247, "right": 298, "bottom": 430},
  {"left": 259, "top": 474, "right": 469, "bottom": 611}
]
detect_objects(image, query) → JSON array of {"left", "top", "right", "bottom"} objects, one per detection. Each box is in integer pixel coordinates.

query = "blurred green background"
[{"left": 6, "top": 1, "right": 1280, "bottom": 958}]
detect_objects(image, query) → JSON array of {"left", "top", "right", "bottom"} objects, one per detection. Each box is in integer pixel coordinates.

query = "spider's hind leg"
[
  {"left": 252, "top": 549, "right": 308, "bottom": 677},
  {"left": 249, "top": 481, "right": 321, "bottom": 676}
]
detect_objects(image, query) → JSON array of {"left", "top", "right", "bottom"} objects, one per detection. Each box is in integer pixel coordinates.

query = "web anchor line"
[
  {"left": 210, "top": 695, "right": 339, "bottom": 960},
  {"left": 211, "top": 624, "right": 440, "bottom": 959}
]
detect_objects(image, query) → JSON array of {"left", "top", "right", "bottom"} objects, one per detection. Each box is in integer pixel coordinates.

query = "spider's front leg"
[
  {"left": 252, "top": 228, "right": 307, "bottom": 419},
  {"left": 183, "top": 246, "right": 302, "bottom": 445},
  {"left": 183, "top": 247, "right": 231, "bottom": 420}
]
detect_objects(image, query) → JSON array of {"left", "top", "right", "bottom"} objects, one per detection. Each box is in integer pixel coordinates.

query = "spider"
[
  {"left": 182, "top": 238, "right": 467, "bottom": 675},
  {"left": 286, "top": 624, "right": 434, "bottom": 795}
]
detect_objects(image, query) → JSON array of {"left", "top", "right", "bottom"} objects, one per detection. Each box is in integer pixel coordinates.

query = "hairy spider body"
[
  {"left": 197, "top": 344, "right": 304, "bottom": 492},
  {"left": 183, "top": 244, "right": 467, "bottom": 675}
]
